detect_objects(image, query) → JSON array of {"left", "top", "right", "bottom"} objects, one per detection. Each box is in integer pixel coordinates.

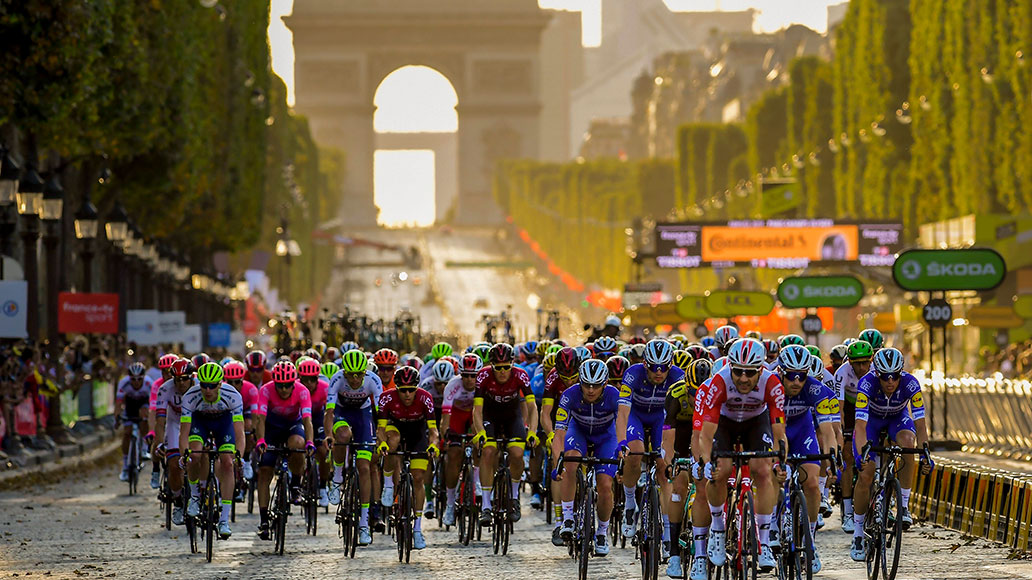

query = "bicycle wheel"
[
  {"left": 865, "top": 485, "right": 883, "bottom": 580},
  {"left": 205, "top": 484, "right": 217, "bottom": 562},
  {"left": 343, "top": 469, "right": 360, "bottom": 557},
  {"left": 740, "top": 491, "right": 759, "bottom": 580},
  {"left": 128, "top": 436, "right": 138, "bottom": 496},
  {"left": 641, "top": 483, "right": 662, "bottom": 580},
  {"left": 459, "top": 464, "right": 473, "bottom": 545},
  {"left": 186, "top": 494, "right": 198, "bottom": 553},
  {"left": 578, "top": 486, "right": 594, "bottom": 580},
  {"left": 274, "top": 477, "right": 288, "bottom": 555},
  {"left": 788, "top": 489, "right": 812, "bottom": 580},
  {"left": 402, "top": 473, "right": 414, "bottom": 563},
  {"left": 247, "top": 468, "right": 256, "bottom": 514},
  {"left": 880, "top": 478, "right": 904, "bottom": 580},
  {"left": 306, "top": 457, "right": 319, "bottom": 536},
  {"left": 396, "top": 474, "right": 410, "bottom": 563}
]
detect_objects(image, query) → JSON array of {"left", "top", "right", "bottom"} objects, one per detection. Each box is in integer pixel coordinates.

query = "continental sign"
[
  {"left": 777, "top": 276, "right": 864, "bottom": 309},
  {"left": 702, "top": 224, "right": 858, "bottom": 263},
  {"left": 704, "top": 290, "right": 776, "bottom": 317}
]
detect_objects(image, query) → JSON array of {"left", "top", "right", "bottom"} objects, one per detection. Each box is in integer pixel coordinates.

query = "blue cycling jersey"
[
  {"left": 618, "top": 363, "right": 686, "bottom": 414},
  {"left": 555, "top": 384, "right": 621, "bottom": 437},
  {"left": 784, "top": 376, "right": 839, "bottom": 426},
  {"left": 855, "top": 371, "right": 925, "bottom": 422}
]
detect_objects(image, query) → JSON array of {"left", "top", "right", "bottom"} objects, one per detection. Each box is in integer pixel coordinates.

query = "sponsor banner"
[
  {"left": 58, "top": 293, "right": 119, "bottom": 334},
  {"left": 158, "top": 311, "right": 187, "bottom": 343},
  {"left": 127, "top": 310, "right": 161, "bottom": 345},
  {"left": 0, "top": 281, "right": 27, "bottom": 338},
  {"left": 183, "top": 325, "right": 202, "bottom": 353},
  {"left": 702, "top": 223, "right": 858, "bottom": 263},
  {"left": 207, "top": 323, "right": 232, "bottom": 348},
  {"left": 675, "top": 295, "right": 708, "bottom": 320},
  {"left": 777, "top": 276, "right": 864, "bottom": 309},
  {"left": 704, "top": 291, "right": 776, "bottom": 317},
  {"left": 893, "top": 248, "right": 1006, "bottom": 291}
]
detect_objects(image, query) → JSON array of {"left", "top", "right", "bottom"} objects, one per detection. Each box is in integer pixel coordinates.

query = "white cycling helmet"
[
  {"left": 579, "top": 359, "right": 609, "bottom": 385},
  {"left": 873, "top": 347, "right": 905, "bottom": 374},
  {"left": 778, "top": 345, "right": 811, "bottom": 372},
  {"left": 714, "top": 325, "right": 740, "bottom": 349},
  {"left": 432, "top": 360, "right": 456, "bottom": 383},
  {"left": 727, "top": 338, "right": 765, "bottom": 370},
  {"left": 808, "top": 353, "right": 825, "bottom": 378},
  {"left": 643, "top": 339, "right": 674, "bottom": 366},
  {"left": 711, "top": 356, "right": 729, "bottom": 378},
  {"left": 604, "top": 314, "right": 622, "bottom": 328}
]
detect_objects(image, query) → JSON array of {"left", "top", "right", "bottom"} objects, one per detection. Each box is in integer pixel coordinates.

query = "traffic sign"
[
  {"left": 922, "top": 299, "right": 953, "bottom": 328},
  {"left": 777, "top": 276, "right": 864, "bottom": 308},
  {"left": 965, "top": 305, "right": 1023, "bottom": 329},
  {"left": 893, "top": 248, "right": 1006, "bottom": 291},
  {"left": 801, "top": 314, "right": 823, "bottom": 335},
  {"left": 675, "top": 295, "right": 708, "bottom": 320},
  {"left": 704, "top": 291, "right": 775, "bottom": 317}
]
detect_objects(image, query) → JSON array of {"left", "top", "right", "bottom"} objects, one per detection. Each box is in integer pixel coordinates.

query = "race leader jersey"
[
  {"left": 555, "top": 384, "right": 621, "bottom": 437},
  {"left": 618, "top": 363, "right": 687, "bottom": 415},
  {"left": 256, "top": 382, "right": 312, "bottom": 424},
  {"left": 784, "top": 377, "right": 839, "bottom": 426},
  {"left": 441, "top": 376, "right": 476, "bottom": 415},
  {"left": 327, "top": 370, "right": 383, "bottom": 411},
  {"left": 181, "top": 384, "right": 244, "bottom": 423},
  {"left": 834, "top": 362, "right": 862, "bottom": 403},
  {"left": 697, "top": 366, "right": 786, "bottom": 424},
  {"left": 475, "top": 366, "right": 533, "bottom": 410},
  {"left": 854, "top": 371, "right": 925, "bottom": 422},
  {"left": 377, "top": 388, "right": 436, "bottom": 426}
]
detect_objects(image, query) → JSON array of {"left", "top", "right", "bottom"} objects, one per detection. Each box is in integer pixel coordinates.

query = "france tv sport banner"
[{"left": 57, "top": 293, "right": 119, "bottom": 334}]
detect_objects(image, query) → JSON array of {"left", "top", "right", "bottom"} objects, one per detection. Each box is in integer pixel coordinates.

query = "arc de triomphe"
[{"left": 286, "top": 0, "right": 550, "bottom": 226}]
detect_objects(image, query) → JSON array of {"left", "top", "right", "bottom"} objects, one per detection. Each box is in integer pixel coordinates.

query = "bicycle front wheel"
[
  {"left": 881, "top": 478, "right": 904, "bottom": 580},
  {"left": 306, "top": 457, "right": 319, "bottom": 536},
  {"left": 205, "top": 486, "right": 217, "bottom": 562},
  {"left": 578, "top": 486, "right": 595, "bottom": 580},
  {"left": 740, "top": 490, "right": 758, "bottom": 580},
  {"left": 274, "top": 478, "right": 288, "bottom": 555},
  {"left": 788, "top": 489, "right": 812, "bottom": 580},
  {"left": 638, "top": 482, "right": 662, "bottom": 580}
]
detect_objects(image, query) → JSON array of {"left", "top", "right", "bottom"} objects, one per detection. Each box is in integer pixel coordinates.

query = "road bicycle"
[
  {"left": 860, "top": 442, "right": 931, "bottom": 580},
  {"left": 264, "top": 446, "right": 309, "bottom": 555},
  {"left": 125, "top": 422, "right": 144, "bottom": 495},
  {"left": 555, "top": 453, "right": 622, "bottom": 580},
  {"left": 184, "top": 445, "right": 236, "bottom": 562},
  {"left": 333, "top": 440, "right": 375, "bottom": 558},
  {"left": 381, "top": 449, "right": 426, "bottom": 563},
  {"left": 711, "top": 447, "right": 783, "bottom": 580},
  {"left": 628, "top": 450, "right": 664, "bottom": 580},
  {"left": 484, "top": 438, "right": 522, "bottom": 555},
  {"left": 451, "top": 434, "right": 480, "bottom": 546}
]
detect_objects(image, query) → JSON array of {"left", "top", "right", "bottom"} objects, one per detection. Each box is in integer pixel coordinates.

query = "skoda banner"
[
  {"left": 704, "top": 290, "right": 775, "bottom": 317},
  {"left": 777, "top": 276, "right": 864, "bottom": 309},
  {"left": 892, "top": 248, "right": 1006, "bottom": 291}
]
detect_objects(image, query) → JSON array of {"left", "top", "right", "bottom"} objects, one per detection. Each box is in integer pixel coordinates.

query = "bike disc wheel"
[{"left": 881, "top": 478, "right": 904, "bottom": 580}]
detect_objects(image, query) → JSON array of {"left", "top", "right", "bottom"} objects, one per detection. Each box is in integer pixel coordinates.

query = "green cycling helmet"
[
  {"left": 321, "top": 362, "right": 340, "bottom": 379},
  {"left": 431, "top": 342, "right": 453, "bottom": 360},
  {"left": 858, "top": 329, "right": 884, "bottom": 350},
  {"left": 197, "top": 362, "right": 224, "bottom": 384},
  {"left": 780, "top": 334, "right": 805, "bottom": 348},
  {"left": 341, "top": 349, "right": 368, "bottom": 374},
  {"left": 546, "top": 344, "right": 562, "bottom": 356},
  {"left": 805, "top": 345, "right": 822, "bottom": 359},
  {"left": 472, "top": 344, "right": 490, "bottom": 362},
  {"left": 846, "top": 340, "right": 874, "bottom": 361}
]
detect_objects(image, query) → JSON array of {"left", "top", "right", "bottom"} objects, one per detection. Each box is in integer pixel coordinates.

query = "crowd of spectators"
[{"left": 982, "top": 339, "right": 1032, "bottom": 379}]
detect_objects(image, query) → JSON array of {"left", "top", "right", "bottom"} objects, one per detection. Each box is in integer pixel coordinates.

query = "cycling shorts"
[
  {"left": 333, "top": 406, "right": 374, "bottom": 451},
  {"left": 669, "top": 422, "right": 693, "bottom": 459},
  {"left": 786, "top": 418, "right": 821, "bottom": 465},
  {"left": 852, "top": 413, "right": 915, "bottom": 469},
  {"left": 446, "top": 409, "right": 474, "bottom": 445},
  {"left": 841, "top": 400, "right": 856, "bottom": 438},
  {"left": 260, "top": 420, "right": 306, "bottom": 468},
  {"left": 712, "top": 410, "right": 773, "bottom": 455},
  {"left": 483, "top": 405, "right": 526, "bottom": 446},
  {"left": 626, "top": 408, "right": 664, "bottom": 450},
  {"left": 563, "top": 424, "right": 618, "bottom": 478},
  {"left": 188, "top": 413, "right": 236, "bottom": 451},
  {"left": 389, "top": 421, "right": 429, "bottom": 460}
]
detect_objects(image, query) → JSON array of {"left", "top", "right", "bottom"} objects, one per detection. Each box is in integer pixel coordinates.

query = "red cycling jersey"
[
  {"left": 474, "top": 366, "right": 532, "bottom": 407},
  {"left": 697, "top": 366, "right": 786, "bottom": 424},
  {"left": 542, "top": 368, "right": 575, "bottom": 402},
  {"left": 377, "top": 388, "right": 435, "bottom": 425}
]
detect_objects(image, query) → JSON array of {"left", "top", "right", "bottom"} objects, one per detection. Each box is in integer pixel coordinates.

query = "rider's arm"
[
  {"left": 524, "top": 396, "right": 538, "bottom": 433},
  {"left": 697, "top": 421, "right": 717, "bottom": 465},
  {"left": 616, "top": 405, "right": 630, "bottom": 444},
  {"left": 472, "top": 398, "right": 485, "bottom": 435},
  {"left": 539, "top": 398, "right": 554, "bottom": 433},
  {"left": 155, "top": 415, "right": 166, "bottom": 448},
  {"left": 255, "top": 413, "right": 266, "bottom": 442},
  {"left": 177, "top": 394, "right": 192, "bottom": 452},
  {"left": 302, "top": 416, "right": 314, "bottom": 444}
]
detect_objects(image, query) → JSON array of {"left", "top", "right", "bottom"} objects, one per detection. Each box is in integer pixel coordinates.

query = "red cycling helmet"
[
  {"left": 394, "top": 366, "right": 420, "bottom": 388},
  {"left": 325, "top": 347, "right": 340, "bottom": 362},
  {"left": 289, "top": 350, "right": 302, "bottom": 363},
  {"left": 628, "top": 336, "right": 646, "bottom": 345},
  {"left": 191, "top": 353, "right": 211, "bottom": 369},
  {"left": 271, "top": 361, "right": 298, "bottom": 383},
  {"left": 170, "top": 359, "right": 194, "bottom": 378},
  {"left": 488, "top": 343, "right": 515, "bottom": 365},
  {"left": 374, "top": 348, "right": 399, "bottom": 367},
  {"left": 461, "top": 353, "right": 484, "bottom": 375},
  {"left": 297, "top": 358, "right": 321, "bottom": 377},
  {"left": 404, "top": 357, "right": 423, "bottom": 370},
  {"left": 223, "top": 360, "right": 247, "bottom": 380},
  {"left": 158, "top": 354, "right": 179, "bottom": 370},
  {"left": 245, "top": 350, "right": 266, "bottom": 370},
  {"left": 606, "top": 355, "right": 630, "bottom": 382},
  {"left": 304, "top": 348, "right": 322, "bottom": 362},
  {"left": 438, "top": 355, "right": 461, "bottom": 373},
  {"left": 554, "top": 347, "right": 579, "bottom": 377}
]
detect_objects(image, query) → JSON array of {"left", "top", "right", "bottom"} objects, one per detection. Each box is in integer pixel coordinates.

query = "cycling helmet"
[
  {"left": 763, "top": 339, "right": 780, "bottom": 359},
  {"left": 830, "top": 344, "right": 848, "bottom": 363},
  {"left": 727, "top": 338, "right": 765, "bottom": 369},
  {"left": 700, "top": 336, "right": 716, "bottom": 348},
  {"left": 593, "top": 336, "right": 617, "bottom": 356},
  {"left": 574, "top": 345, "right": 592, "bottom": 363},
  {"left": 808, "top": 354, "right": 826, "bottom": 378},
  {"left": 604, "top": 314, "right": 622, "bottom": 328},
  {"left": 872, "top": 348, "right": 905, "bottom": 374},
  {"left": 846, "top": 340, "right": 874, "bottom": 361},
  {"left": 374, "top": 348, "right": 399, "bottom": 367},
  {"left": 521, "top": 341, "right": 539, "bottom": 358},
  {"left": 714, "top": 325, "right": 740, "bottom": 349},
  {"left": 643, "top": 339, "right": 674, "bottom": 366},
  {"left": 245, "top": 350, "right": 266, "bottom": 370},
  {"left": 158, "top": 354, "right": 179, "bottom": 370},
  {"left": 341, "top": 350, "right": 368, "bottom": 374},
  {"left": 685, "top": 358, "right": 713, "bottom": 387},
  {"left": 617, "top": 347, "right": 632, "bottom": 360},
  {"left": 780, "top": 334, "right": 805, "bottom": 348},
  {"left": 541, "top": 353, "right": 557, "bottom": 373},
  {"left": 606, "top": 355, "right": 630, "bottom": 383},
  {"left": 672, "top": 349, "right": 693, "bottom": 372},
  {"left": 628, "top": 336, "right": 646, "bottom": 345},
  {"left": 217, "top": 356, "right": 233, "bottom": 367},
  {"left": 320, "top": 362, "right": 340, "bottom": 379},
  {"left": 843, "top": 338, "right": 858, "bottom": 347},
  {"left": 297, "top": 358, "right": 321, "bottom": 377},
  {"left": 778, "top": 345, "right": 811, "bottom": 372},
  {"left": 170, "top": 359, "right": 193, "bottom": 378},
  {"left": 711, "top": 357, "right": 729, "bottom": 378},
  {"left": 404, "top": 356, "right": 423, "bottom": 370},
  {"left": 303, "top": 348, "right": 321, "bottom": 362},
  {"left": 629, "top": 343, "right": 647, "bottom": 360},
  {"left": 805, "top": 345, "right": 822, "bottom": 359},
  {"left": 191, "top": 353, "right": 211, "bottom": 369},
  {"left": 394, "top": 366, "right": 420, "bottom": 388},
  {"left": 128, "top": 362, "right": 147, "bottom": 377},
  {"left": 271, "top": 361, "right": 297, "bottom": 383},
  {"left": 432, "top": 360, "right": 456, "bottom": 383},
  {"left": 340, "top": 341, "right": 359, "bottom": 353},
  {"left": 289, "top": 350, "right": 304, "bottom": 363},
  {"left": 579, "top": 359, "right": 609, "bottom": 386},
  {"left": 858, "top": 329, "right": 885, "bottom": 350},
  {"left": 223, "top": 361, "right": 247, "bottom": 380},
  {"left": 686, "top": 344, "right": 712, "bottom": 361},
  {"left": 461, "top": 353, "right": 484, "bottom": 375},
  {"left": 554, "top": 347, "right": 579, "bottom": 377},
  {"left": 325, "top": 347, "right": 340, "bottom": 362},
  {"left": 535, "top": 341, "right": 551, "bottom": 358},
  {"left": 744, "top": 330, "right": 763, "bottom": 340},
  {"left": 473, "top": 344, "right": 491, "bottom": 362},
  {"left": 438, "top": 355, "right": 461, "bottom": 374},
  {"left": 545, "top": 344, "right": 562, "bottom": 356},
  {"left": 488, "top": 343, "right": 515, "bottom": 365},
  {"left": 431, "top": 342, "right": 454, "bottom": 360},
  {"left": 197, "top": 362, "right": 224, "bottom": 384}
]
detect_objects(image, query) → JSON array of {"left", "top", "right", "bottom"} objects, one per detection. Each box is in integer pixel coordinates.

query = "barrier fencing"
[{"left": 918, "top": 373, "right": 1032, "bottom": 458}]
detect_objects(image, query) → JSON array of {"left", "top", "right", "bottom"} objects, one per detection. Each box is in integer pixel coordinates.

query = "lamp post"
[
  {"left": 41, "top": 172, "right": 64, "bottom": 344},
  {"left": 104, "top": 202, "right": 129, "bottom": 327},
  {"left": 73, "top": 193, "right": 99, "bottom": 292},
  {"left": 16, "top": 163, "right": 43, "bottom": 341}
]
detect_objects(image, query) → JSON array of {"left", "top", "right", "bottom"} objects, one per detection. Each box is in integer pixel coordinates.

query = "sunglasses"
[
  {"left": 461, "top": 372, "right": 477, "bottom": 378},
  {"left": 646, "top": 363, "right": 671, "bottom": 373},
  {"left": 781, "top": 370, "right": 807, "bottom": 383},
  {"left": 345, "top": 372, "right": 366, "bottom": 378},
  {"left": 300, "top": 375, "right": 319, "bottom": 381},
  {"left": 850, "top": 359, "right": 872, "bottom": 366},
  {"left": 397, "top": 387, "right": 418, "bottom": 393},
  {"left": 274, "top": 381, "right": 294, "bottom": 390},
  {"left": 493, "top": 365, "right": 512, "bottom": 372},
  {"left": 174, "top": 376, "right": 193, "bottom": 383},
  {"left": 227, "top": 379, "right": 243, "bottom": 386},
  {"left": 199, "top": 381, "right": 220, "bottom": 390},
  {"left": 878, "top": 372, "right": 901, "bottom": 382},
  {"left": 582, "top": 382, "right": 605, "bottom": 389},
  {"left": 731, "top": 368, "right": 760, "bottom": 378}
]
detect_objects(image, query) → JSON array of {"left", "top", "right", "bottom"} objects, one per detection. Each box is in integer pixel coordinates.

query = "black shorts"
[
  {"left": 842, "top": 400, "right": 856, "bottom": 438},
  {"left": 483, "top": 404, "right": 526, "bottom": 444},
  {"left": 671, "top": 423, "right": 692, "bottom": 459},
  {"left": 390, "top": 421, "right": 429, "bottom": 457},
  {"left": 712, "top": 410, "right": 774, "bottom": 454}
]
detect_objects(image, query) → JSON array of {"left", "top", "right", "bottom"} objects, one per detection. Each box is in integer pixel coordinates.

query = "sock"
[
  {"left": 446, "top": 486, "right": 457, "bottom": 506},
  {"left": 901, "top": 488, "right": 911, "bottom": 510},
  {"left": 709, "top": 503, "right": 726, "bottom": 532},
  {"left": 189, "top": 479, "right": 200, "bottom": 499},
  {"left": 597, "top": 518, "right": 610, "bottom": 537},
  {"left": 853, "top": 512, "right": 865, "bottom": 539},
  {"left": 663, "top": 514, "right": 671, "bottom": 542},
  {"left": 624, "top": 485, "right": 637, "bottom": 509},
  {"left": 693, "top": 526, "right": 708, "bottom": 557},
  {"left": 810, "top": 521, "right": 817, "bottom": 540},
  {"left": 333, "top": 462, "right": 344, "bottom": 483},
  {"left": 819, "top": 477, "right": 828, "bottom": 499},
  {"left": 221, "top": 499, "right": 232, "bottom": 523},
  {"left": 260, "top": 507, "right": 269, "bottom": 525},
  {"left": 511, "top": 480, "right": 520, "bottom": 500},
  {"left": 756, "top": 513, "right": 772, "bottom": 546},
  {"left": 360, "top": 504, "right": 369, "bottom": 528},
  {"left": 482, "top": 488, "right": 492, "bottom": 509},
  {"left": 562, "top": 501, "right": 574, "bottom": 521},
  {"left": 554, "top": 503, "right": 562, "bottom": 525},
  {"left": 414, "top": 512, "right": 422, "bottom": 532},
  {"left": 670, "top": 521, "right": 682, "bottom": 556},
  {"left": 383, "top": 472, "right": 394, "bottom": 489},
  {"left": 844, "top": 497, "right": 853, "bottom": 517}
]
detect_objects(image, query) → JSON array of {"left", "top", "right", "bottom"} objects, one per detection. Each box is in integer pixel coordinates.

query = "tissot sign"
[
  {"left": 777, "top": 276, "right": 864, "bottom": 309},
  {"left": 892, "top": 248, "right": 1006, "bottom": 291}
]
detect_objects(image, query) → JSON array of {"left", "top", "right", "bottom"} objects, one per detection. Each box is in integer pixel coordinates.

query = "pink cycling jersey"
[
  {"left": 149, "top": 377, "right": 165, "bottom": 411},
  {"left": 257, "top": 381, "right": 312, "bottom": 423},
  {"left": 239, "top": 379, "right": 259, "bottom": 416},
  {"left": 307, "top": 378, "right": 329, "bottom": 415}
]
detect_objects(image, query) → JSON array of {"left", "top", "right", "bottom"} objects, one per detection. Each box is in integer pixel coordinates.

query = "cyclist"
[
  {"left": 374, "top": 348, "right": 399, "bottom": 390},
  {"left": 858, "top": 328, "right": 885, "bottom": 351},
  {"left": 472, "top": 343, "right": 537, "bottom": 526},
  {"left": 179, "top": 362, "right": 245, "bottom": 539},
  {"left": 616, "top": 339, "right": 685, "bottom": 540},
  {"left": 223, "top": 360, "right": 258, "bottom": 487},
  {"left": 695, "top": 338, "right": 787, "bottom": 572},
  {"left": 776, "top": 345, "right": 839, "bottom": 573},
  {"left": 147, "top": 353, "right": 180, "bottom": 488},
  {"left": 540, "top": 346, "right": 581, "bottom": 543},
  {"left": 297, "top": 357, "right": 330, "bottom": 507},
  {"left": 377, "top": 366, "right": 440, "bottom": 550},
  {"left": 606, "top": 355, "right": 630, "bottom": 387},
  {"left": 254, "top": 361, "right": 315, "bottom": 540},
  {"left": 326, "top": 349, "right": 383, "bottom": 546},
  {"left": 440, "top": 352, "right": 482, "bottom": 526},
  {"left": 153, "top": 359, "right": 194, "bottom": 526},
  {"left": 116, "top": 362, "right": 154, "bottom": 482},
  {"left": 416, "top": 359, "right": 455, "bottom": 518},
  {"left": 420, "top": 341, "right": 454, "bottom": 382},
  {"left": 593, "top": 336, "right": 618, "bottom": 362},
  {"left": 850, "top": 347, "right": 931, "bottom": 561},
  {"left": 245, "top": 350, "right": 271, "bottom": 388},
  {"left": 762, "top": 339, "right": 780, "bottom": 371},
  {"left": 713, "top": 325, "right": 739, "bottom": 358},
  {"left": 552, "top": 359, "right": 620, "bottom": 556},
  {"left": 828, "top": 344, "right": 847, "bottom": 374},
  {"left": 833, "top": 339, "right": 874, "bottom": 534},
  {"left": 663, "top": 357, "right": 711, "bottom": 578}
]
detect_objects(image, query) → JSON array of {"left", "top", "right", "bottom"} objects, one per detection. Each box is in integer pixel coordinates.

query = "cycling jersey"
[
  {"left": 618, "top": 363, "right": 687, "bottom": 415},
  {"left": 256, "top": 381, "right": 312, "bottom": 425},
  {"left": 785, "top": 377, "right": 838, "bottom": 464},
  {"left": 181, "top": 384, "right": 244, "bottom": 423},
  {"left": 556, "top": 383, "right": 621, "bottom": 477},
  {"left": 234, "top": 380, "right": 259, "bottom": 418},
  {"left": 664, "top": 381, "right": 698, "bottom": 426},
  {"left": 117, "top": 375, "right": 154, "bottom": 419},
  {"left": 834, "top": 362, "right": 861, "bottom": 404},
  {"left": 326, "top": 370, "right": 383, "bottom": 411},
  {"left": 377, "top": 388, "right": 436, "bottom": 426},
  {"left": 530, "top": 367, "right": 546, "bottom": 399},
  {"left": 154, "top": 379, "right": 191, "bottom": 448},
  {"left": 697, "top": 366, "right": 786, "bottom": 424},
  {"left": 148, "top": 376, "right": 165, "bottom": 412},
  {"left": 854, "top": 371, "right": 925, "bottom": 422},
  {"left": 542, "top": 369, "right": 575, "bottom": 405},
  {"left": 417, "top": 376, "right": 447, "bottom": 422},
  {"left": 474, "top": 366, "right": 533, "bottom": 409},
  {"left": 442, "top": 376, "right": 476, "bottom": 415},
  {"left": 812, "top": 366, "right": 835, "bottom": 392}
]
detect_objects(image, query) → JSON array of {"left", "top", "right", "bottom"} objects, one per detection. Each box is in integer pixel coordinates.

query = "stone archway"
[{"left": 286, "top": 0, "right": 551, "bottom": 226}]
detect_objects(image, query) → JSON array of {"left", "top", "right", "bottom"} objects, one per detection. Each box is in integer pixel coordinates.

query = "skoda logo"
[
  {"left": 900, "top": 260, "right": 921, "bottom": 280},
  {"left": 782, "top": 283, "right": 800, "bottom": 301},
  {"left": 1, "top": 300, "right": 17, "bottom": 317}
]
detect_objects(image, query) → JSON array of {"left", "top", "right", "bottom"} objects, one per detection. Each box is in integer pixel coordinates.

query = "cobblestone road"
[{"left": 3, "top": 459, "right": 1032, "bottom": 580}]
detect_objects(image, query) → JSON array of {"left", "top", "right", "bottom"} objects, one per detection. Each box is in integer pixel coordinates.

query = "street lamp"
[
  {"left": 41, "top": 172, "right": 64, "bottom": 347},
  {"left": 0, "top": 147, "right": 19, "bottom": 205},
  {"left": 104, "top": 202, "right": 129, "bottom": 247},
  {"left": 16, "top": 163, "right": 43, "bottom": 341}
]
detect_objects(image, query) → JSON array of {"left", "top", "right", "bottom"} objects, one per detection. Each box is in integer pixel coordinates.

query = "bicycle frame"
[{"left": 711, "top": 448, "right": 782, "bottom": 580}]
